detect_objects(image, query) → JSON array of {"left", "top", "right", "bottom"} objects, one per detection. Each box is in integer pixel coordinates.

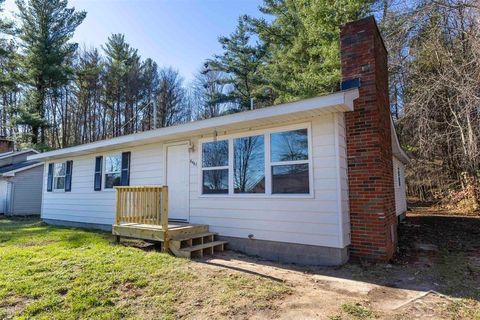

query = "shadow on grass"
[{"left": 2, "top": 214, "right": 479, "bottom": 302}]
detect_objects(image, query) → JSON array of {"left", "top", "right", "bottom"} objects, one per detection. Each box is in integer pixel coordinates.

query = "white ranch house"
[{"left": 28, "top": 17, "right": 408, "bottom": 265}]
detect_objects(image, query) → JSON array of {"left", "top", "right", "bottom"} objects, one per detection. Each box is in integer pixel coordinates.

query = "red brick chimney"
[
  {"left": 0, "top": 136, "right": 14, "bottom": 154},
  {"left": 340, "top": 17, "right": 397, "bottom": 261}
]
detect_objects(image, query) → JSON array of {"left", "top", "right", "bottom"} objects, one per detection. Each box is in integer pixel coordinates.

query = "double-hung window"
[
  {"left": 104, "top": 154, "right": 122, "bottom": 189},
  {"left": 270, "top": 129, "right": 310, "bottom": 194},
  {"left": 53, "top": 162, "right": 66, "bottom": 190},
  {"left": 200, "top": 125, "right": 311, "bottom": 196},
  {"left": 202, "top": 140, "right": 229, "bottom": 194}
]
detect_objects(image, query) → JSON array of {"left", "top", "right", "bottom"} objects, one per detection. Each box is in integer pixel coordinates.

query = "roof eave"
[
  {"left": 390, "top": 117, "right": 410, "bottom": 164},
  {"left": 29, "top": 89, "right": 359, "bottom": 162},
  {"left": 0, "top": 162, "right": 44, "bottom": 177},
  {"left": 0, "top": 149, "right": 39, "bottom": 161}
]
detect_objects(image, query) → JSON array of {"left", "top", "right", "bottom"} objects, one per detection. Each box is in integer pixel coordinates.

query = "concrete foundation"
[
  {"left": 43, "top": 219, "right": 348, "bottom": 265},
  {"left": 218, "top": 235, "right": 349, "bottom": 266},
  {"left": 43, "top": 219, "right": 112, "bottom": 232}
]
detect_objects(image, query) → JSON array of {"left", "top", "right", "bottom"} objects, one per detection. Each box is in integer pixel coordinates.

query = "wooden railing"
[{"left": 114, "top": 185, "right": 168, "bottom": 229}]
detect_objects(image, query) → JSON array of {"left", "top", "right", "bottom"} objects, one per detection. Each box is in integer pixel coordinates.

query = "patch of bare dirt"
[
  {"left": 0, "top": 296, "right": 34, "bottom": 320},
  {"left": 185, "top": 209, "right": 480, "bottom": 319},
  {"left": 195, "top": 252, "right": 424, "bottom": 319}
]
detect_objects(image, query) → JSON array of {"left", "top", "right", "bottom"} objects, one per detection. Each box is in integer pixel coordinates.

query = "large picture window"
[
  {"left": 200, "top": 125, "right": 312, "bottom": 196},
  {"left": 270, "top": 129, "right": 309, "bottom": 194},
  {"left": 104, "top": 154, "right": 122, "bottom": 189},
  {"left": 53, "top": 162, "right": 66, "bottom": 190},
  {"left": 202, "top": 140, "right": 229, "bottom": 194},
  {"left": 234, "top": 135, "right": 265, "bottom": 193}
]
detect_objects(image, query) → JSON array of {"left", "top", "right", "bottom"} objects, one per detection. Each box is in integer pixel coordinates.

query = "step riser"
[
  {"left": 187, "top": 243, "right": 225, "bottom": 259},
  {"left": 169, "top": 234, "right": 227, "bottom": 259}
]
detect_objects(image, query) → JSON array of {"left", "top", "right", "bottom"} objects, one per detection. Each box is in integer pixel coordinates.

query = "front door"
[{"left": 165, "top": 143, "right": 190, "bottom": 221}]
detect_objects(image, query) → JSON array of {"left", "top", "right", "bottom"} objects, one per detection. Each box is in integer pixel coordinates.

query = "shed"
[{"left": 0, "top": 148, "right": 44, "bottom": 215}]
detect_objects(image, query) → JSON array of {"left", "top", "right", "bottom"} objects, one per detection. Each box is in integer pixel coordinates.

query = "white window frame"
[
  {"left": 198, "top": 122, "right": 314, "bottom": 198},
  {"left": 200, "top": 139, "right": 229, "bottom": 195},
  {"left": 104, "top": 153, "right": 122, "bottom": 190},
  {"left": 269, "top": 128, "right": 311, "bottom": 195},
  {"left": 232, "top": 134, "right": 266, "bottom": 195},
  {"left": 53, "top": 162, "right": 66, "bottom": 192}
]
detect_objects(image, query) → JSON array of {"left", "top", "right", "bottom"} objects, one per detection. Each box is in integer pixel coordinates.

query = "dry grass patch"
[{"left": 0, "top": 217, "right": 290, "bottom": 319}]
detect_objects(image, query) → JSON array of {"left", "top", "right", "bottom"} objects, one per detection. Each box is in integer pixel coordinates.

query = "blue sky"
[{"left": 3, "top": 0, "right": 264, "bottom": 82}]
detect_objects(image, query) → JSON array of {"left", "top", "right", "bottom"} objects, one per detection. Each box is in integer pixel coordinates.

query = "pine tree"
[
  {"left": 103, "top": 33, "right": 138, "bottom": 137},
  {"left": 206, "top": 16, "right": 272, "bottom": 111},
  {"left": 250, "top": 0, "right": 371, "bottom": 103},
  {"left": 140, "top": 58, "right": 159, "bottom": 131},
  {"left": 75, "top": 47, "right": 105, "bottom": 143},
  {"left": 194, "top": 69, "right": 230, "bottom": 119},
  {"left": 15, "top": 0, "right": 86, "bottom": 146},
  {"left": 156, "top": 67, "right": 186, "bottom": 127}
]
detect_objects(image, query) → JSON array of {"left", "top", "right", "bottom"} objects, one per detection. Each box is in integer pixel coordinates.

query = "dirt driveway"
[{"left": 195, "top": 212, "right": 480, "bottom": 319}]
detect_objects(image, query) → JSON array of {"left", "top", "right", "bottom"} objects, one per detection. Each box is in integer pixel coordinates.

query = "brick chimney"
[
  {"left": 340, "top": 17, "right": 397, "bottom": 261},
  {"left": 0, "top": 136, "right": 14, "bottom": 154}
]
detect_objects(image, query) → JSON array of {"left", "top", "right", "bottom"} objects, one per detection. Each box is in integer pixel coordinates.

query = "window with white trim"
[
  {"left": 234, "top": 135, "right": 265, "bottom": 193},
  {"left": 104, "top": 154, "right": 122, "bottom": 189},
  {"left": 53, "top": 162, "right": 66, "bottom": 190},
  {"left": 202, "top": 140, "right": 229, "bottom": 194},
  {"left": 270, "top": 129, "right": 309, "bottom": 194},
  {"left": 200, "top": 125, "right": 312, "bottom": 196}
]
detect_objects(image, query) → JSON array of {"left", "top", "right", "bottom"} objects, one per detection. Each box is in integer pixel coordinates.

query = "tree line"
[
  {"left": 378, "top": 0, "right": 479, "bottom": 209},
  {"left": 0, "top": 0, "right": 373, "bottom": 149},
  {"left": 0, "top": 0, "right": 478, "bottom": 208}
]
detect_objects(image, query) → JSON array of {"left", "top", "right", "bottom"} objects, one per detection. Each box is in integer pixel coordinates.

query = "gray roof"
[
  {"left": 0, "top": 149, "right": 39, "bottom": 160},
  {"left": 0, "top": 161, "right": 41, "bottom": 174}
]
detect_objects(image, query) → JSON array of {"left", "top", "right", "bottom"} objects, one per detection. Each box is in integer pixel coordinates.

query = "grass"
[
  {"left": 340, "top": 303, "right": 374, "bottom": 319},
  {"left": 0, "top": 217, "right": 290, "bottom": 319}
]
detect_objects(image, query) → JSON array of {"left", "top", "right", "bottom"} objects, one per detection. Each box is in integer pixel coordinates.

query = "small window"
[
  {"left": 202, "top": 140, "right": 229, "bottom": 194},
  {"left": 104, "top": 154, "right": 122, "bottom": 189},
  {"left": 53, "top": 163, "right": 66, "bottom": 190},
  {"left": 397, "top": 167, "right": 401, "bottom": 187},
  {"left": 234, "top": 135, "right": 265, "bottom": 193},
  {"left": 270, "top": 129, "right": 309, "bottom": 194}
]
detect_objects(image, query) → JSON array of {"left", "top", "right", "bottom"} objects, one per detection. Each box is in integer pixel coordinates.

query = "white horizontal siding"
[
  {"left": 41, "top": 114, "right": 347, "bottom": 248},
  {"left": 393, "top": 156, "right": 407, "bottom": 215},
  {"left": 189, "top": 115, "right": 345, "bottom": 248},
  {"left": 41, "top": 143, "right": 164, "bottom": 225}
]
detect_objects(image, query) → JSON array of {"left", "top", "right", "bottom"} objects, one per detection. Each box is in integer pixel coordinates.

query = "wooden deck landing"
[
  {"left": 113, "top": 186, "right": 227, "bottom": 258},
  {"left": 112, "top": 222, "right": 209, "bottom": 242}
]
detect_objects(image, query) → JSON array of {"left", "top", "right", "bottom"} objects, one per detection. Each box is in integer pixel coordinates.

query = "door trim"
[{"left": 163, "top": 141, "right": 191, "bottom": 222}]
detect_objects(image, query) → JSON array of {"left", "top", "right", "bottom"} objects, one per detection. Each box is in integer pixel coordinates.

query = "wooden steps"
[
  {"left": 113, "top": 222, "right": 227, "bottom": 258},
  {"left": 169, "top": 231, "right": 227, "bottom": 259}
]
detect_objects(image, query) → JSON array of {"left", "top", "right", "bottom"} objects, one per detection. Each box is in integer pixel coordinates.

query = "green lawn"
[{"left": 0, "top": 217, "right": 289, "bottom": 319}]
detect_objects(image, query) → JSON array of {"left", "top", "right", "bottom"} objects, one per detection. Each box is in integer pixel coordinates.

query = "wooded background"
[{"left": 0, "top": 0, "right": 478, "bottom": 210}]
